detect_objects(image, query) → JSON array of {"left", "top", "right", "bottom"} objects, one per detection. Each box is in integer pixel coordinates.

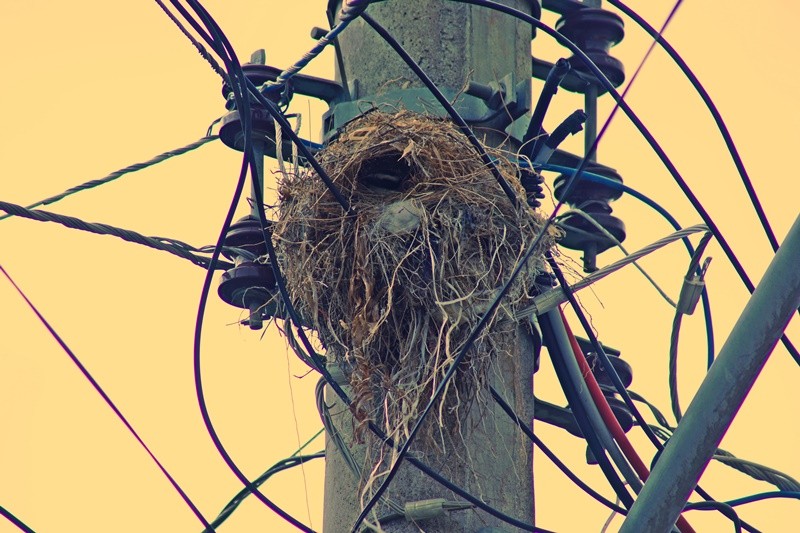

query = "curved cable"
[
  {"left": 0, "top": 264, "right": 212, "bottom": 530},
  {"left": 453, "top": 0, "right": 800, "bottom": 367},
  {"left": 0, "top": 506, "right": 35, "bottom": 533},
  {"left": 682, "top": 502, "right": 742, "bottom": 533},
  {"left": 549, "top": 259, "right": 760, "bottom": 533},
  {"left": 712, "top": 491, "right": 800, "bottom": 508},
  {"left": 606, "top": 0, "right": 779, "bottom": 253},
  {"left": 0, "top": 135, "right": 218, "bottom": 222}
]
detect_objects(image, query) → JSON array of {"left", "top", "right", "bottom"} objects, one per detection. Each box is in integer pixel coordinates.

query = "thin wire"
[
  {"left": 517, "top": 224, "right": 710, "bottom": 320},
  {"left": 670, "top": 233, "right": 714, "bottom": 422},
  {"left": 284, "top": 348, "right": 314, "bottom": 528},
  {"left": 606, "top": 0, "right": 779, "bottom": 253},
  {"left": 203, "top": 452, "right": 326, "bottom": 532},
  {"left": 0, "top": 264, "right": 212, "bottom": 530},
  {"left": 557, "top": 208, "right": 677, "bottom": 308},
  {"left": 0, "top": 200, "right": 233, "bottom": 270},
  {"left": 682, "top": 502, "right": 743, "bottom": 533},
  {"left": 0, "top": 506, "right": 35, "bottom": 533},
  {"left": 455, "top": 0, "right": 800, "bottom": 367},
  {"left": 359, "top": 11, "right": 521, "bottom": 208},
  {"left": 600, "top": 491, "right": 625, "bottom": 533},
  {"left": 0, "top": 136, "right": 218, "bottom": 222},
  {"left": 714, "top": 491, "right": 800, "bottom": 508}
]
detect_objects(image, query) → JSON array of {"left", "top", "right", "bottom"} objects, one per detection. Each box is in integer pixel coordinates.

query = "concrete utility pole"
[
  {"left": 320, "top": 1, "right": 540, "bottom": 531},
  {"left": 619, "top": 212, "right": 800, "bottom": 533}
]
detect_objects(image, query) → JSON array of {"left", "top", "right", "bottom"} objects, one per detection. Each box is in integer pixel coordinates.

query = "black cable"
[
  {"left": 0, "top": 506, "right": 35, "bottom": 533},
  {"left": 0, "top": 264, "right": 212, "bottom": 530},
  {"left": 174, "top": 4, "right": 545, "bottom": 530},
  {"left": 0, "top": 200, "right": 233, "bottom": 270},
  {"left": 607, "top": 0, "right": 779, "bottom": 254},
  {"left": 454, "top": 0, "right": 800, "bottom": 367},
  {"left": 524, "top": 58, "right": 572, "bottom": 158},
  {"left": 548, "top": 257, "right": 760, "bottom": 533},
  {"left": 203, "top": 453, "right": 325, "bottom": 532},
  {"left": 538, "top": 312, "right": 635, "bottom": 510},
  {"left": 165, "top": 2, "right": 316, "bottom": 531},
  {"left": 489, "top": 386, "right": 628, "bottom": 515},
  {"left": 670, "top": 232, "right": 714, "bottom": 423},
  {"left": 359, "top": 11, "right": 521, "bottom": 209},
  {"left": 683, "top": 502, "right": 744, "bottom": 533},
  {"left": 0, "top": 136, "right": 218, "bottom": 222}
]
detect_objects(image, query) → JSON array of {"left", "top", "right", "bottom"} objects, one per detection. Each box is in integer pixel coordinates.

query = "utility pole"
[
  {"left": 320, "top": 1, "right": 540, "bottom": 531},
  {"left": 619, "top": 213, "right": 800, "bottom": 533}
]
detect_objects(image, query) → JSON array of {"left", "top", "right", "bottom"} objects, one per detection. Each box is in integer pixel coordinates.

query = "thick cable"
[
  {"left": 607, "top": 0, "right": 779, "bottom": 253},
  {"left": 359, "top": 11, "right": 521, "bottom": 208},
  {"left": 517, "top": 224, "right": 709, "bottom": 320},
  {"left": 538, "top": 311, "right": 635, "bottom": 509},
  {"left": 558, "top": 308, "right": 695, "bottom": 533},
  {"left": 454, "top": 0, "right": 800, "bottom": 366},
  {"left": 263, "top": 1, "right": 370, "bottom": 96},
  {"left": 0, "top": 506, "right": 35, "bottom": 533},
  {"left": 166, "top": 2, "right": 318, "bottom": 530},
  {"left": 550, "top": 259, "right": 760, "bottom": 533},
  {"left": 0, "top": 136, "right": 218, "bottom": 222},
  {"left": 489, "top": 386, "right": 627, "bottom": 515},
  {"left": 0, "top": 264, "right": 212, "bottom": 530}
]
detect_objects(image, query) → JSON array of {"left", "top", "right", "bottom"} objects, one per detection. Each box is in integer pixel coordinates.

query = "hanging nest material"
[{"left": 274, "top": 110, "right": 558, "bottom": 448}]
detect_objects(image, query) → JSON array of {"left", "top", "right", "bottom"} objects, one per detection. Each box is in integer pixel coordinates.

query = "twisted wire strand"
[
  {"left": 0, "top": 136, "right": 218, "bottom": 222},
  {"left": 516, "top": 224, "right": 710, "bottom": 320},
  {"left": 0, "top": 200, "right": 232, "bottom": 270}
]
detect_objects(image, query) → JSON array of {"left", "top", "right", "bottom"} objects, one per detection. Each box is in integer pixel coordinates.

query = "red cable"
[{"left": 558, "top": 308, "right": 696, "bottom": 533}]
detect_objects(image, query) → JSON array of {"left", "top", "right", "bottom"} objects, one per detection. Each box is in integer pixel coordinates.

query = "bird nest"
[{"left": 274, "top": 110, "right": 557, "bottom": 447}]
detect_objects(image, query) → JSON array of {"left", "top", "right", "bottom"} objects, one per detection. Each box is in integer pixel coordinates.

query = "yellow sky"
[{"left": 1, "top": 1, "right": 799, "bottom": 532}]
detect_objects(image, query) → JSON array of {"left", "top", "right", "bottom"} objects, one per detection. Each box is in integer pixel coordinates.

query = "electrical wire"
[
  {"left": 454, "top": 0, "right": 800, "bottom": 367},
  {"left": 203, "top": 451, "right": 326, "bottom": 532},
  {"left": 0, "top": 264, "right": 212, "bottom": 530},
  {"left": 556, "top": 208, "right": 677, "bottom": 308},
  {"left": 606, "top": 0, "right": 779, "bottom": 253},
  {"left": 359, "top": 11, "right": 521, "bottom": 208},
  {"left": 557, "top": 307, "right": 695, "bottom": 533},
  {"left": 0, "top": 200, "right": 234, "bottom": 270},
  {"left": 0, "top": 506, "right": 35, "bottom": 533},
  {"left": 670, "top": 232, "right": 714, "bottom": 423},
  {"left": 709, "top": 491, "right": 800, "bottom": 508},
  {"left": 541, "top": 164, "right": 715, "bottom": 368},
  {"left": 549, "top": 259, "right": 760, "bottom": 533},
  {"left": 489, "top": 386, "right": 627, "bottom": 515},
  {"left": 517, "top": 224, "right": 710, "bottom": 320},
  {"left": 0, "top": 135, "right": 218, "bottom": 223},
  {"left": 682, "top": 502, "right": 743, "bottom": 533},
  {"left": 162, "top": 2, "right": 318, "bottom": 530}
]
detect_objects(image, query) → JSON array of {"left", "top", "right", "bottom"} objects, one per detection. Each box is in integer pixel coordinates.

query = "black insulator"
[
  {"left": 556, "top": 8, "right": 626, "bottom": 90},
  {"left": 222, "top": 215, "right": 268, "bottom": 259},
  {"left": 554, "top": 165, "right": 626, "bottom": 272},
  {"left": 218, "top": 261, "right": 278, "bottom": 330}
]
